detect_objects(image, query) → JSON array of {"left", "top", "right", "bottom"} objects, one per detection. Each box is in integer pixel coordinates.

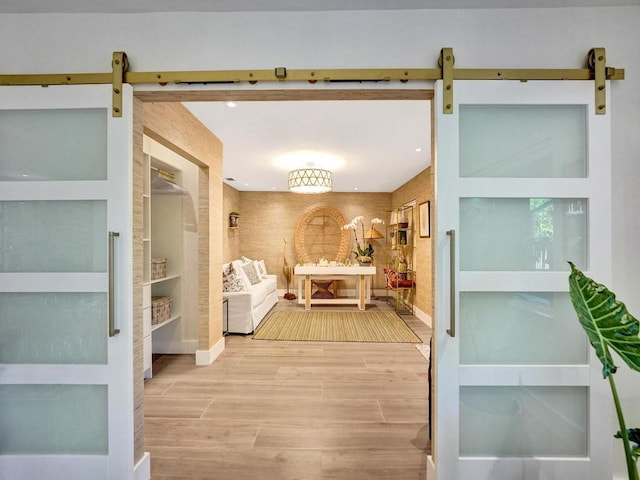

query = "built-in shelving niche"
[{"left": 142, "top": 136, "right": 200, "bottom": 379}]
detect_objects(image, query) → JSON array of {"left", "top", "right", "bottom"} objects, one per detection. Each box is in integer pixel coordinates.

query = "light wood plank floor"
[{"left": 144, "top": 299, "right": 432, "bottom": 480}]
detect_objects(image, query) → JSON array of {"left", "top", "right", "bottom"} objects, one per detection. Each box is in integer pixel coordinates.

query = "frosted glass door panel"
[
  {"left": 459, "top": 105, "right": 587, "bottom": 178},
  {"left": 0, "top": 385, "right": 107, "bottom": 454},
  {"left": 0, "top": 293, "right": 107, "bottom": 364},
  {"left": 0, "top": 109, "right": 107, "bottom": 181},
  {"left": 460, "top": 198, "right": 587, "bottom": 271},
  {"left": 0, "top": 200, "right": 106, "bottom": 272},
  {"left": 460, "top": 292, "right": 588, "bottom": 364},
  {"left": 460, "top": 386, "right": 587, "bottom": 457}
]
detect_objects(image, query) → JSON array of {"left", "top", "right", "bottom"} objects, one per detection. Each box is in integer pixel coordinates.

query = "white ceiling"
[
  {"left": 4, "top": 0, "right": 637, "bottom": 192},
  {"left": 183, "top": 100, "right": 431, "bottom": 193}
]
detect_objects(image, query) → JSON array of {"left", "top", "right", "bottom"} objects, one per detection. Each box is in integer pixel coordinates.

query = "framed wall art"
[{"left": 419, "top": 201, "right": 431, "bottom": 238}]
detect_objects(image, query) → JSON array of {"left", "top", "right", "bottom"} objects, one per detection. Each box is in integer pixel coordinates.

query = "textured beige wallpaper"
[
  {"left": 223, "top": 183, "right": 241, "bottom": 263},
  {"left": 134, "top": 101, "right": 223, "bottom": 463},
  {"left": 222, "top": 190, "right": 390, "bottom": 290},
  {"left": 222, "top": 169, "right": 432, "bottom": 315},
  {"left": 391, "top": 167, "right": 433, "bottom": 317}
]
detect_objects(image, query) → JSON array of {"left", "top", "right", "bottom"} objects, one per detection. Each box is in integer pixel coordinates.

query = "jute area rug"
[{"left": 253, "top": 310, "right": 422, "bottom": 343}]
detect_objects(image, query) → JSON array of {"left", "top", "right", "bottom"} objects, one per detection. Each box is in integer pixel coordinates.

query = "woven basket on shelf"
[
  {"left": 151, "top": 296, "right": 172, "bottom": 325},
  {"left": 151, "top": 258, "right": 167, "bottom": 280}
]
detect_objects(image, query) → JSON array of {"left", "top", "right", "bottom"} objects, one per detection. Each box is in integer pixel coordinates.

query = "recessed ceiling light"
[
  {"left": 244, "top": 183, "right": 249, "bottom": 186},
  {"left": 226, "top": 101, "right": 237, "bottom": 108},
  {"left": 272, "top": 187, "right": 276, "bottom": 190},
  {"left": 415, "top": 148, "right": 422, "bottom": 152},
  {"left": 354, "top": 187, "right": 359, "bottom": 191}
]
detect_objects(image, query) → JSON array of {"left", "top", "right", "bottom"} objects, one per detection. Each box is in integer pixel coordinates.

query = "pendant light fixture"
[{"left": 288, "top": 163, "right": 333, "bottom": 194}]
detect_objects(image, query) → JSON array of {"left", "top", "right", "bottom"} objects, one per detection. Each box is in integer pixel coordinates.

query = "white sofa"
[{"left": 223, "top": 259, "right": 278, "bottom": 334}]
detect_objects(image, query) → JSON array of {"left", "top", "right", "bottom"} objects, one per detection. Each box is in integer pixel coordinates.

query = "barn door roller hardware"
[
  {"left": 111, "top": 51, "right": 128, "bottom": 118},
  {"left": 435, "top": 47, "right": 621, "bottom": 115},
  {"left": 0, "top": 48, "right": 623, "bottom": 117}
]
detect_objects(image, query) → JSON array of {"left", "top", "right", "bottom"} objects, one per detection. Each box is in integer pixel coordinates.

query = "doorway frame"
[{"left": 132, "top": 87, "right": 436, "bottom": 471}]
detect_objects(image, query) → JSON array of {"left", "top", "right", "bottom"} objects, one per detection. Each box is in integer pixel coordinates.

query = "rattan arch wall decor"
[{"left": 294, "top": 204, "right": 350, "bottom": 264}]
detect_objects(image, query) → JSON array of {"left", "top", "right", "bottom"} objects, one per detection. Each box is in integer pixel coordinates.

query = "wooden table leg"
[
  {"left": 305, "top": 275, "right": 311, "bottom": 310},
  {"left": 358, "top": 274, "right": 365, "bottom": 310}
]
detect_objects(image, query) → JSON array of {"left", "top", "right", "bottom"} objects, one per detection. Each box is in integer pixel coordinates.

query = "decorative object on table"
[
  {"left": 311, "top": 280, "right": 335, "bottom": 299},
  {"left": 342, "top": 215, "right": 384, "bottom": 265},
  {"left": 419, "top": 201, "right": 431, "bottom": 238},
  {"left": 282, "top": 238, "right": 296, "bottom": 300},
  {"left": 228, "top": 211, "right": 240, "bottom": 228}
]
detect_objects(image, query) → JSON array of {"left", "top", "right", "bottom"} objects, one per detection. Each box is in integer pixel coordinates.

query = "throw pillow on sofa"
[
  {"left": 223, "top": 263, "right": 246, "bottom": 292},
  {"left": 242, "top": 261, "right": 262, "bottom": 285},
  {"left": 257, "top": 259, "right": 268, "bottom": 279},
  {"left": 241, "top": 256, "right": 268, "bottom": 279}
]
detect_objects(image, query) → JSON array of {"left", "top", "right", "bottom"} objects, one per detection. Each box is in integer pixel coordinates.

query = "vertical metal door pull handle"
[
  {"left": 109, "top": 231, "right": 121, "bottom": 337},
  {"left": 446, "top": 229, "right": 456, "bottom": 338}
]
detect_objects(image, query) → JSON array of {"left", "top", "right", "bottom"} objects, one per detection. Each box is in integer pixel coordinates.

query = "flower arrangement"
[{"left": 342, "top": 216, "right": 384, "bottom": 263}]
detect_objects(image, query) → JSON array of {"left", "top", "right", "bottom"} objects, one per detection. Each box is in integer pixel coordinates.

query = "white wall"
[{"left": 2, "top": 7, "right": 639, "bottom": 477}]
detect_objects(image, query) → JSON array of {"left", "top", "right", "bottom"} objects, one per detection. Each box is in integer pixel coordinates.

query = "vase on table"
[{"left": 356, "top": 255, "right": 372, "bottom": 266}]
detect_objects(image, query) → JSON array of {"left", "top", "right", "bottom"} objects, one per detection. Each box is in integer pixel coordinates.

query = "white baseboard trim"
[
  {"left": 413, "top": 306, "right": 432, "bottom": 328},
  {"left": 426, "top": 455, "right": 435, "bottom": 479},
  {"left": 134, "top": 452, "right": 150, "bottom": 480},
  {"left": 195, "top": 336, "right": 225, "bottom": 366},
  {"left": 152, "top": 339, "right": 197, "bottom": 355}
]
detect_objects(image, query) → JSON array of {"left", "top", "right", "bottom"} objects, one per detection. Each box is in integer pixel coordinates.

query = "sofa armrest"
[
  {"left": 224, "top": 291, "right": 253, "bottom": 315},
  {"left": 224, "top": 291, "right": 253, "bottom": 305}
]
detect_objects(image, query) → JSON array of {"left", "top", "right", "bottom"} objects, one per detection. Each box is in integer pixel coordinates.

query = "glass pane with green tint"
[
  {"left": 0, "top": 109, "right": 107, "bottom": 181},
  {"left": 0, "top": 385, "right": 108, "bottom": 454},
  {"left": 460, "top": 292, "right": 588, "bottom": 365},
  {"left": 460, "top": 105, "right": 587, "bottom": 178},
  {"left": 0, "top": 200, "right": 106, "bottom": 272},
  {"left": 0, "top": 293, "right": 107, "bottom": 364},
  {"left": 460, "top": 198, "right": 587, "bottom": 271},
  {"left": 460, "top": 386, "right": 587, "bottom": 457}
]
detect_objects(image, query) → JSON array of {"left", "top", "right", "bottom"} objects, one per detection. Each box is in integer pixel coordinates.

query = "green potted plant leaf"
[{"left": 568, "top": 262, "right": 640, "bottom": 480}]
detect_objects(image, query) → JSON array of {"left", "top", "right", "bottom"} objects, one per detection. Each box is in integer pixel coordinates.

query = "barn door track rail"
[{"left": 0, "top": 48, "right": 624, "bottom": 117}]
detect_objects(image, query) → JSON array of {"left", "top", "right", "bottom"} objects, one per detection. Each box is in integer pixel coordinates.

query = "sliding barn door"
[
  {"left": 0, "top": 85, "right": 134, "bottom": 479},
  {"left": 432, "top": 80, "right": 611, "bottom": 479}
]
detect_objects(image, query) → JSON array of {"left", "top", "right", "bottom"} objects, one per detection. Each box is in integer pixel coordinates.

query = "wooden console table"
[{"left": 294, "top": 265, "right": 376, "bottom": 311}]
